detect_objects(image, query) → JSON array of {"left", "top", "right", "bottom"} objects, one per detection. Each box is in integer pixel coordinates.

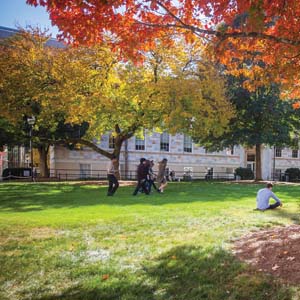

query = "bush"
[
  {"left": 285, "top": 168, "right": 300, "bottom": 182},
  {"left": 235, "top": 167, "right": 254, "bottom": 180},
  {"left": 2, "top": 168, "right": 32, "bottom": 180}
]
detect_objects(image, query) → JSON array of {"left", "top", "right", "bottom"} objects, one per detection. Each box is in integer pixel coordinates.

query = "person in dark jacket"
[{"left": 133, "top": 158, "right": 150, "bottom": 195}]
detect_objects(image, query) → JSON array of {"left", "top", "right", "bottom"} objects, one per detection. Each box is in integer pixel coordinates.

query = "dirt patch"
[
  {"left": 30, "top": 227, "right": 58, "bottom": 239},
  {"left": 233, "top": 225, "right": 300, "bottom": 284}
]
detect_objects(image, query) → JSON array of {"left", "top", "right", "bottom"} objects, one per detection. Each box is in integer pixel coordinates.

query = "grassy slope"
[{"left": 0, "top": 182, "right": 299, "bottom": 300}]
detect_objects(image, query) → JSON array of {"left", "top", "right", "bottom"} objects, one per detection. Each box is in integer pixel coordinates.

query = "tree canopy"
[
  {"left": 0, "top": 28, "right": 233, "bottom": 176},
  {"left": 197, "top": 76, "right": 300, "bottom": 179},
  {"left": 27, "top": 0, "right": 300, "bottom": 97}
]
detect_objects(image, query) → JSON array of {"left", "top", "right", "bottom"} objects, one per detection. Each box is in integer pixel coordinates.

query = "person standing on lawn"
[
  {"left": 256, "top": 183, "right": 283, "bottom": 210},
  {"left": 148, "top": 160, "right": 159, "bottom": 193},
  {"left": 157, "top": 158, "right": 168, "bottom": 193},
  {"left": 106, "top": 155, "right": 119, "bottom": 196},
  {"left": 133, "top": 158, "right": 150, "bottom": 195}
]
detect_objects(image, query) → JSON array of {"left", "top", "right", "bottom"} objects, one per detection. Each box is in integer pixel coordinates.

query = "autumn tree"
[
  {"left": 0, "top": 28, "right": 115, "bottom": 176},
  {"left": 62, "top": 38, "right": 234, "bottom": 173},
  {"left": 0, "top": 28, "right": 233, "bottom": 177},
  {"left": 197, "top": 76, "right": 300, "bottom": 180},
  {"left": 0, "top": 118, "right": 24, "bottom": 152},
  {"left": 27, "top": 0, "right": 300, "bottom": 97}
]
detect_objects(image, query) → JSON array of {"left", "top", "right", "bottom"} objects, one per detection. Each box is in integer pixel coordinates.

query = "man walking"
[
  {"left": 256, "top": 183, "right": 283, "bottom": 210},
  {"left": 107, "top": 155, "right": 119, "bottom": 196},
  {"left": 133, "top": 158, "right": 150, "bottom": 196}
]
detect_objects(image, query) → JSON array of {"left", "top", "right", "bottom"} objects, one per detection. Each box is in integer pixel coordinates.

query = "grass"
[{"left": 0, "top": 181, "right": 299, "bottom": 300}]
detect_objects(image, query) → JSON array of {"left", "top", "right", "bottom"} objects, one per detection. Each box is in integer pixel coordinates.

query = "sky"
[{"left": 0, "top": 0, "right": 59, "bottom": 37}]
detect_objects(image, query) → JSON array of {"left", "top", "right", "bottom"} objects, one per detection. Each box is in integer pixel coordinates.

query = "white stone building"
[{"left": 49, "top": 132, "right": 300, "bottom": 180}]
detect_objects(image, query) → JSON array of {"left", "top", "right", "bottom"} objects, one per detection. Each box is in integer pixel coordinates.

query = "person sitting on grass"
[{"left": 256, "top": 183, "right": 283, "bottom": 210}]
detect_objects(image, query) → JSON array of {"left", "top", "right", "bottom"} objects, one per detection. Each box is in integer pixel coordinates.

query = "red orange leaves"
[{"left": 26, "top": 0, "right": 300, "bottom": 96}]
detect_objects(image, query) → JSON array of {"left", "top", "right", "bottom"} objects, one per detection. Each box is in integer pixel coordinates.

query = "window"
[
  {"left": 206, "top": 168, "right": 213, "bottom": 179},
  {"left": 230, "top": 146, "right": 234, "bottom": 155},
  {"left": 109, "top": 135, "right": 115, "bottom": 149},
  {"left": 247, "top": 154, "right": 255, "bottom": 162},
  {"left": 226, "top": 168, "right": 234, "bottom": 174},
  {"left": 135, "top": 134, "right": 145, "bottom": 151},
  {"left": 80, "top": 164, "right": 91, "bottom": 179},
  {"left": 274, "top": 169, "right": 282, "bottom": 180},
  {"left": 275, "top": 148, "right": 282, "bottom": 157},
  {"left": 292, "top": 149, "right": 298, "bottom": 158},
  {"left": 183, "top": 135, "right": 192, "bottom": 153},
  {"left": 160, "top": 132, "right": 169, "bottom": 152},
  {"left": 226, "top": 146, "right": 234, "bottom": 155}
]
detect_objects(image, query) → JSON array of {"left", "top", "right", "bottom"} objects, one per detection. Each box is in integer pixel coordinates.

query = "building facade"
[{"left": 49, "top": 132, "right": 300, "bottom": 180}]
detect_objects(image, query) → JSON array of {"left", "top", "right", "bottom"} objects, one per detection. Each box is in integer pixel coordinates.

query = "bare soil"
[{"left": 233, "top": 225, "right": 300, "bottom": 284}]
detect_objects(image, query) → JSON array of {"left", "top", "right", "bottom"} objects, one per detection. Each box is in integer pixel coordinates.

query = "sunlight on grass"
[{"left": 0, "top": 182, "right": 299, "bottom": 300}]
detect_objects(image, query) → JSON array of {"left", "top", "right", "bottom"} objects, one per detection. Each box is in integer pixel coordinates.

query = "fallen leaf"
[
  {"left": 287, "top": 256, "right": 295, "bottom": 261},
  {"left": 102, "top": 274, "right": 110, "bottom": 280},
  {"left": 272, "top": 264, "right": 279, "bottom": 271}
]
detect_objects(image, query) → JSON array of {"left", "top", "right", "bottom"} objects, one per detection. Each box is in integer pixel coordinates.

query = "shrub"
[
  {"left": 235, "top": 167, "right": 254, "bottom": 180},
  {"left": 285, "top": 168, "right": 300, "bottom": 182}
]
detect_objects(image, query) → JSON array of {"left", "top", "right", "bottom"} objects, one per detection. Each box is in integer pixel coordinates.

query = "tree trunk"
[
  {"left": 38, "top": 145, "right": 50, "bottom": 178},
  {"left": 54, "top": 123, "right": 138, "bottom": 180},
  {"left": 255, "top": 144, "right": 262, "bottom": 181},
  {"left": 112, "top": 136, "right": 123, "bottom": 180}
]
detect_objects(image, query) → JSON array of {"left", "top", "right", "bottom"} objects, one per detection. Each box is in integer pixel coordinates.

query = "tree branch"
[
  {"left": 137, "top": 6, "right": 300, "bottom": 47},
  {"left": 53, "top": 138, "right": 113, "bottom": 159}
]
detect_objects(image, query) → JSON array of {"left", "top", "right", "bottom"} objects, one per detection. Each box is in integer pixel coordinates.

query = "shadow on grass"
[
  {"left": 1, "top": 182, "right": 299, "bottom": 213},
  {"left": 272, "top": 206, "right": 300, "bottom": 224},
  {"left": 33, "top": 246, "right": 293, "bottom": 300},
  {"left": 0, "top": 182, "right": 261, "bottom": 212}
]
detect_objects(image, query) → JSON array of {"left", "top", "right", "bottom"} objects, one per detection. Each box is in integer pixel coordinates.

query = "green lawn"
[{"left": 0, "top": 182, "right": 299, "bottom": 300}]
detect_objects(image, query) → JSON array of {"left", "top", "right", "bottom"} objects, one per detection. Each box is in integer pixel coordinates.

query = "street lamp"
[
  {"left": 27, "top": 116, "right": 36, "bottom": 182},
  {"left": 273, "top": 146, "right": 276, "bottom": 181}
]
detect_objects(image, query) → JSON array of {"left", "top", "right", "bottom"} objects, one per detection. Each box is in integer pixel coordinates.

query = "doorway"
[{"left": 246, "top": 153, "right": 256, "bottom": 174}]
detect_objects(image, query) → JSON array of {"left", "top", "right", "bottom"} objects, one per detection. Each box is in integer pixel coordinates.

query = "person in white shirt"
[
  {"left": 107, "top": 155, "right": 119, "bottom": 196},
  {"left": 256, "top": 183, "right": 282, "bottom": 210}
]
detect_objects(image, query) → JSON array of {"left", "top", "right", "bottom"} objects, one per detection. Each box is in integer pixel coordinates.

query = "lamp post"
[
  {"left": 27, "top": 116, "right": 35, "bottom": 182},
  {"left": 273, "top": 146, "right": 276, "bottom": 181}
]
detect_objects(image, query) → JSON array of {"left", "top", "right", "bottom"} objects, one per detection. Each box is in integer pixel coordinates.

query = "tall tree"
[
  {"left": 0, "top": 29, "right": 233, "bottom": 176},
  {"left": 0, "top": 28, "right": 116, "bottom": 175},
  {"left": 197, "top": 76, "right": 300, "bottom": 180},
  {"left": 27, "top": 0, "right": 300, "bottom": 97}
]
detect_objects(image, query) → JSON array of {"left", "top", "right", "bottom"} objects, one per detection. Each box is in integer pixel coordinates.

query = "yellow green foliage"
[{"left": 0, "top": 29, "right": 233, "bottom": 155}]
